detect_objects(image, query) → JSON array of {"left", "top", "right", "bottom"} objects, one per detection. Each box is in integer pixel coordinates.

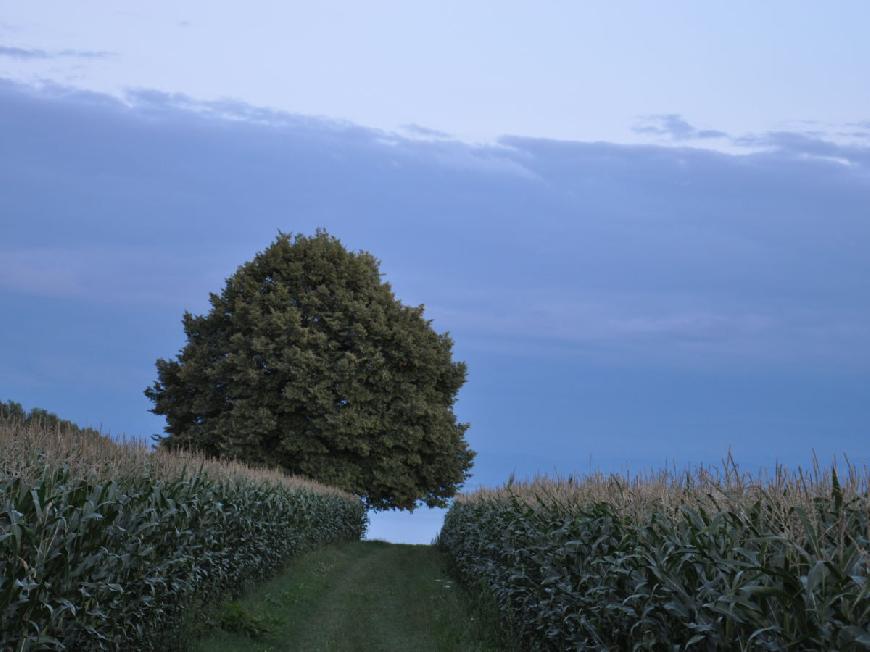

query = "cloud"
[
  {"left": 632, "top": 113, "right": 870, "bottom": 167},
  {"left": 1, "top": 78, "right": 868, "bottom": 371},
  {"left": 633, "top": 114, "right": 729, "bottom": 141},
  {"left": 0, "top": 245, "right": 221, "bottom": 307},
  {"left": 0, "top": 248, "right": 85, "bottom": 298},
  {"left": 734, "top": 130, "right": 870, "bottom": 167},
  {"left": 401, "top": 123, "right": 453, "bottom": 140},
  {"left": 1, "top": 77, "right": 867, "bottom": 477},
  {"left": 0, "top": 45, "right": 113, "bottom": 60}
]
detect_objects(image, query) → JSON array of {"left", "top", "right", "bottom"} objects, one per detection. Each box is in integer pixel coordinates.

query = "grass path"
[{"left": 191, "top": 541, "right": 500, "bottom": 652}]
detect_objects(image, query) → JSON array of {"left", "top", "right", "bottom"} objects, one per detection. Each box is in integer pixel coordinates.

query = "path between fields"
[{"left": 192, "top": 541, "right": 500, "bottom": 652}]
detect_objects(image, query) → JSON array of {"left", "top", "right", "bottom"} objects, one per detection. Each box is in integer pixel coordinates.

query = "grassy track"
[{"left": 191, "top": 541, "right": 500, "bottom": 652}]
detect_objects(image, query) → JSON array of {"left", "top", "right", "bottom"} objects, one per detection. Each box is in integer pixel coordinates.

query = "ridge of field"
[
  {"left": 192, "top": 540, "right": 502, "bottom": 652},
  {"left": 0, "top": 404, "right": 367, "bottom": 651},
  {"left": 439, "top": 461, "right": 870, "bottom": 650},
  {"left": 0, "top": 400, "right": 354, "bottom": 496}
]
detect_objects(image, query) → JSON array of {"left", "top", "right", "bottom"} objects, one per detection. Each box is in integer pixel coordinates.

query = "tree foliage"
[
  {"left": 0, "top": 399, "right": 103, "bottom": 437},
  {"left": 146, "top": 231, "right": 474, "bottom": 510}
]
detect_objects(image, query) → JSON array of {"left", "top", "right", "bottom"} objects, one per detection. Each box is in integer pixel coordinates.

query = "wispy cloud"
[
  {"left": 0, "top": 45, "right": 113, "bottom": 60},
  {"left": 631, "top": 112, "right": 870, "bottom": 168},
  {"left": 733, "top": 130, "right": 870, "bottom": 167},
  {"left": 0, "top": 244, "right": 237, "bottom": 315},
  {"left": 633, "top": 114, "right": 728, "bottom": 140},
  {"left": 401, "top": 123, "right": 453, "bottom": 140}
]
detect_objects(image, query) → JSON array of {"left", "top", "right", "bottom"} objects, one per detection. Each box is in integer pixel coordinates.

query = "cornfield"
[
  {"left": 0, "top": 414, "right": 367, "bottom": 650},
  {"left": 439, "top": 460, "right": 870, "bottom": 650}
]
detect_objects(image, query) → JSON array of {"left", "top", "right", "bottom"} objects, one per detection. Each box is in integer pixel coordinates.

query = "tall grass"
[
  {"left": 439, "top": 458, "right": 870, "bottom": 650},
  {"left": 0, "top": 416, "right": 367, "bottom": 650}
]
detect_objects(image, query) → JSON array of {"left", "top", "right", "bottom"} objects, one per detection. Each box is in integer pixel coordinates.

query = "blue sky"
[
  {"left": 2, "top": 2, "right": 870, "bottom": 143},
  {"left": 1, "top": 4, "right": 868, "bottom": 542}
]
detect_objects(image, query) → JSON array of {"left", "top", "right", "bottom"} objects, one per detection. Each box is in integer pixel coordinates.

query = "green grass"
[{"left": 190, "top": 541, "right": 501, "bottom": 652}]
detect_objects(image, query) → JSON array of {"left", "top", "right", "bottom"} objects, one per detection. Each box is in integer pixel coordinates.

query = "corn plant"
[
  {"left": 439, "top": 462, "right": 870, "bottom": 650},
  {"left": 0, "top": 419, "right": 367, "bottom": 650}
]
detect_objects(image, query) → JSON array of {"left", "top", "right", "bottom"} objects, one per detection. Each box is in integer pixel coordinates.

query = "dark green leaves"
[
  {"left": 147, "top": 231, "right": 474, "bottom": 510},
  {"left": 439, "top": 473, "right": 870, "bottom": 650},
  {"left": 0, "top": 423, "right": 367, "bottom": 651}
]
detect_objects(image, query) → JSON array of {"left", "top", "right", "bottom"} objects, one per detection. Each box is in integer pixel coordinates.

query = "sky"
[{"left": 1, "top": 4, "right": 868, "bottom": 543}]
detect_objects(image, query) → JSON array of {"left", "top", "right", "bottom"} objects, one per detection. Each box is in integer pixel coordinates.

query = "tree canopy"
[
  {"left": 0, "top": 400, "right": 104, "bottom": 438},
  {"left": 146, "top": 231, "right": 474, "bottom": 510}
]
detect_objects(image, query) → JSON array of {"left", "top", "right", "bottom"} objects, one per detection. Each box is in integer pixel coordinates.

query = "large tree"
[{"left": 146, "top": 231, "right": 474, "bottom": 510}]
